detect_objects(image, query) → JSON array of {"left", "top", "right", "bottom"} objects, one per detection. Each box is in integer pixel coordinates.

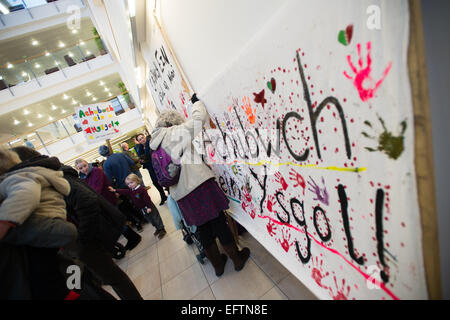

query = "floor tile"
[
  {"left": 144, "top": 287, "right": 163, "bottom": 300},
  {"left": 259, "top": 286, "right": 289, "bottom": 300},
  {"left": 132, "top": 264, "right": 161, "bottom": 298},
  {"left": 192, "top": 286, "right": 216, "bottom": 300},
  {"left": 160, "top": 245, "right": 197, "bottom": 284},
  {"left": 126, "top": 244, "right": 159, "bottom": 280},
  {"left": 277, "top": 273, "right": 318, "bottom": 300},
  {"left": 157, "top": 229, "right": 189, "bottom": 262},
  {"left": 161, "top": 263, "right": 209, "bottom": 300},
  {"left": 210, "top": 259, "right": 275, "bottom": 300}
]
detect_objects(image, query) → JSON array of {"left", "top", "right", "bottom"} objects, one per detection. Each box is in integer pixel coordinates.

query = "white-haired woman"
[{"left": 150, "top": 94, "right": 250, "bottom": 276}]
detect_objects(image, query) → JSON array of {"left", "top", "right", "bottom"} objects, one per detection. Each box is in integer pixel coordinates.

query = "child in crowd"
[{"left": 109, "top": 174, "right": 166, "bottom": 239}]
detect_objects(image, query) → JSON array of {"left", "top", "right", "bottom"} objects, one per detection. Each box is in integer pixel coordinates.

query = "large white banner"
[
  {"left": 197, "top": 0, "right": 427, "bottom": 299},
  {"left": 147, "top": 18, "right": 192, "bottom": 118}
]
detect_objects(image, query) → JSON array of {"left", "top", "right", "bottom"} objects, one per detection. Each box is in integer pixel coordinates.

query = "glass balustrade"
[{"left": 0, "top": 37, "right": 109, "bottom": 89}]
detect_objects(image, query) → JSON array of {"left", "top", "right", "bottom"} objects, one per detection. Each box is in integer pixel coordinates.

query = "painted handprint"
[
  {"left": 343, "top": 42, "right": 392, "bottom": 102},
  {"left": 311, "top": 256, "right": 330, "bottom": 290},
  {"left": 288, "top": 168, "right": 306, "bottom": 195},
  {"left": 223, "top": 112, "right": 233, "bottom": 130},
  {"left": 362, "top": 115, "right": 407, "bottom": 160},
  {"left": 242, "top": 186, "right": 252, "bottom": 203},
  {"left": 328, "top": 275, "right": 351, "bottom": 300},
  {"left": 274, "top": 171, "right": 289, "bottom": 191},
  {"left": 241, "top": 96, "right": 255, "bottom": 124},
  {"left": 307, "top": 176, "right": 329, "bottom": 206},
  {"left": 243, "top": 175, "right": 252, "bottom": 194},
  {"left": 266, "top": 194, "right": 276, "bottom": 213},
  {"left": 266, "top": 220, "right": 277, "bottom": 237},
  {"left": 278, "top": 229, "right": 293, "bottom": 253}
]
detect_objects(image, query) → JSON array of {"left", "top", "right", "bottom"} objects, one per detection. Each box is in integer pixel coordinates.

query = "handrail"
[{"left": 0, "top": 36, "right": 100, "bottom": 69}]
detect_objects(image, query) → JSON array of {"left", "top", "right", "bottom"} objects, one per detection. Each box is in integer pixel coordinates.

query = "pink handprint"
[
  {"left": 242, "top": 186, "right": 252, "bottom": 203},
  {"left": 274, "top": 172, "right": 288, "bottom": 191},
  {"left": 288, "top": 168, "right": 306, "bottom": 195},
  {"left": 343, "top": 42, "right": 392, "bottom": 102},
  {"left": 266, "top": 220, "right": 277, "bottom": 237},
  {"left": 307, "top": 176, "right": 329, "bottom": 206},
  {"left": 311, "top": 256, "right": 330, "bottom": 290}
]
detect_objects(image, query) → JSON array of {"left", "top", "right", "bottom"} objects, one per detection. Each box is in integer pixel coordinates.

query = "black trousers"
[
  {"left": 78, "top": 242, "right": 142, "bottom": 300},
  {"left": 196, "top": 211, "right": 234, "bottom": 249},
  {"left": 146, "top": 167, "right": 167, "bottom": 201}
]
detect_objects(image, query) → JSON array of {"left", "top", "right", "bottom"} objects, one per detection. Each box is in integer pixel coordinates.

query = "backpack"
[{"left": 151, "top": 145, "right": 181, "bottom": 187}]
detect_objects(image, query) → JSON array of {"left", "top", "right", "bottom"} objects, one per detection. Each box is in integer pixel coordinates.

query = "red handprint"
[
  {"left": 266, "top": 220, "right": 277, "bottom": 237},
  {"left": 328, "top": 275, "right": 351, "bottom": 300},
  {"left": 311, "top": 256, "right": 330, "bottom": 290},
  {"left": 274, "top": 171, "right": 288, "bottom": 191},
  {"left": 266, "top": 194, "right": 276, "bottom": 212},
  {"left": 278, "top": 229, "right": 292, "bottom": 253},
  {"left": 288, "top": 168, "right": 306, "bottom": 195},
  {"left": 242, "top": 187, "right": 252, "bottom": 203},
  {"left": 241, "top": 96, "right": 255, "bottom": 124},
  {"left": 343, "top": 42, "right": 392, "bottom": 102}
]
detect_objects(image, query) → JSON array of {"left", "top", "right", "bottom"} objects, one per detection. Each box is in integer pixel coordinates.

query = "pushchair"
[{"left": 180, "top": 219, "right": 206, "bottom": 264}]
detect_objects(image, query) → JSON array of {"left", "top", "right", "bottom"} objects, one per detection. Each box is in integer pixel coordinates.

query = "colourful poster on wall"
[
  {"left": 75, "top": 102, "right": 120, "bottom": 144},
  {"left": 146, "top": 17, "right": 191, "bottom": 118},
  {"left": 196, "top": 0, "right": 427, "bottom": 300}
]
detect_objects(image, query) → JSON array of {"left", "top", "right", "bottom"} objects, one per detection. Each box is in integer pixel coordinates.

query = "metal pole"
[
  {"left": 76, "top": 45, "right": 91, "bottom": 70},
  {"left": 50, "top": 52, "right": 67, "bottom": 78},
  {"left": 35, "top": 131, "right": 50, "bottom": 155},
  {"left": 0, "top": 15, "right": 5, "bottom": 27},
  {"left": 60, "top": 119, "right": 75, "bottom": 144},
  {"left": 21, "top": 0, "right": 34, "bottom": 19},
  {"left": 25, "top": 60, "right": 41, "bottom": 87}
]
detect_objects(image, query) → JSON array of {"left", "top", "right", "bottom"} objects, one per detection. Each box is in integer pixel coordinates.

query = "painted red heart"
[
  {"left": 82, "top": 119, "right": 88, "bottom": 125},
  {"left": 114, "top": 129, "right": 119, "bottom": 133},
  {"left": 267, "top": 78, "right": 276, "bottom": 93},
  {"left": 345, "top": 24, "right": 353, "bottom": 45}
]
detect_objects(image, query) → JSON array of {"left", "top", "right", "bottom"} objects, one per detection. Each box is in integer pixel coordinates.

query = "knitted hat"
[{"left": 98, "top": 145, "right": 110, "bottom": 156}]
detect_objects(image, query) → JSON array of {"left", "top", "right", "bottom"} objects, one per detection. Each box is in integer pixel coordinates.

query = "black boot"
[
  {"left": 222, "top": 242, "right": 250, "bottom": 271},
  {"left": 123, "top": 226, "right": 142, "bottom": 251},
  {"left": 204, "top": 242, "right": 228, "bottom": 276}
]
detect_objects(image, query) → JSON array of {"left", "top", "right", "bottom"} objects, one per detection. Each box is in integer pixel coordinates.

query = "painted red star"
[{"left": 253, "top": 89, "right": 267, "bottom": 108}]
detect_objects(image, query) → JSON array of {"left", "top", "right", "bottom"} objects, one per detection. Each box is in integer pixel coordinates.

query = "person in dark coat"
[
  {"left": 135, "top": 133, "right": 168, "bottom": 205},
  {"left": 98, "top": 145, "right": 133, "bottom": 189},
  {"left": 12, "top": 147, "right": 143, "bottom": 300}
]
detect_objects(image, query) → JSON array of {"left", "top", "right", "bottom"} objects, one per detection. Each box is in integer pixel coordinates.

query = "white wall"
[
  {"left": 158, "top": 0, "right": 289, "bottom": 94},
  {"left": 421, "top": 0, "right": 450, "bottom": 300}
]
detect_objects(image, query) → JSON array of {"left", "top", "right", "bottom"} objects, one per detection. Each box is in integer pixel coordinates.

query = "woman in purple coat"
[{"left": 75, "top": 159, "right": 141, "bottom": 251}]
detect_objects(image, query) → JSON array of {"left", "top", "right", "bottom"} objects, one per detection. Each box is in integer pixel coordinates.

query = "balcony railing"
[{"left": 0, "top": 36, "right": 108, "bottom": 92}]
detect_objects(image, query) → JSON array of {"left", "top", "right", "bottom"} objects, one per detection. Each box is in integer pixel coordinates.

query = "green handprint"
[{"left": 362, "top": 115, "right": 407, "bottom": 160}]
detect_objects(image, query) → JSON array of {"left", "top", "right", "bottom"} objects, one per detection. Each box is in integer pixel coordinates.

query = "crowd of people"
[{"left": 0, "top": 94, "right": 250, "bottom": 299}]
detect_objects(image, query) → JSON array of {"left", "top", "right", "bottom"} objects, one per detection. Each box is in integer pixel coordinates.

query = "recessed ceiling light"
[
  {"left": 108, "top": 93, "right": 112, "bottom": 97},
  {"left": 86, "top": 51, "right": 91, "bottom": 55},
  {"left": 21, "top": 72, "right": 27, "bottom": 77},
  {"left": 86, "top": 91, "right": 92, "bottom": 97},
  {"left": 49, "top": 116, "right": 54, "bottom": 121},
  {"left": 72, "top": 99, "right": 77, "bottom": 105},
  {"left": 14, "top": 120, "right": 20, "bottom": 125},
  {"left": 68, "top": 52, "right": 74, "bottom": 58},
  {"left": 7, "top": 63, "right": 13, "bottom": 69},
  {"left": 63, "top": 94, "right": 69, "bottom": 100},
  {"left": 51, "top": 104, "right": 57, "bottom": 110},
  {"left": 71, "top": 29, "right": 78, "bottom": 34},
  {"left": 99, "top": 81, "right": 104, "bottom": 86},
  {"left": 37, "top": 114, "right": 43, "bottom": 118},
  {"left": 61, "top": 109, "right": 66, "bottom": 114},
  {"left": 92, "top": 97, "right": 97, "bottom": 101},
  {"left": 45, "top": 52, "right": 50, "bottom": 56},
  {"left": 58, "top": 41, "right": 65, "bottom": 48},
  {"left": 35, "top": 63, "right": 40, "bottom": 68},
  {"left": 28, "top": 122, "right": 33, "bottom": 127},
  {"left": 104, "top": 87, "right": 109, "bottom": 92},
  {"left": 24, "top": 109, "right": 30, "bottom": 115},
  {"left": 79, "top": 41, "right": 85, "bottom": 46},
  {"left": 31, "top": 39, "right": 39, "bottom": 46}
]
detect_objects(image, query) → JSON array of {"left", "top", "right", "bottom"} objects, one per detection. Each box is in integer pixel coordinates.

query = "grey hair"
[{"left": 155, "top": 111, "right": 185, "bottom": 128}]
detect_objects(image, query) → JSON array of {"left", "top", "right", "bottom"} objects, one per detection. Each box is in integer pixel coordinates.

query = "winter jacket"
[
  {"left": 0, "top": 156, "right": 76, "bottom": 248},
  {"left": 122, "top": 150, "right": 141, "bottom": 172},
  {"left": 0, "top": 160, "right": 70, "bottom": 225},
  {"left": 115, "top": 185, "right": 152, "bottom": 210},
  {"left": 79, "top": 165, "right": 117, "bottom": 206},
  {"left": 102, "top": 153, "right": 134, "bottom": 189},
  {"left": 60, "top": 165, "right": 126, "bottom": 253},
  {"left": 150, "top": 101, "right": 215, "bottom": 201},
  {"left": 135, "top": 138, "right": 157, "bottom": 176}
]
